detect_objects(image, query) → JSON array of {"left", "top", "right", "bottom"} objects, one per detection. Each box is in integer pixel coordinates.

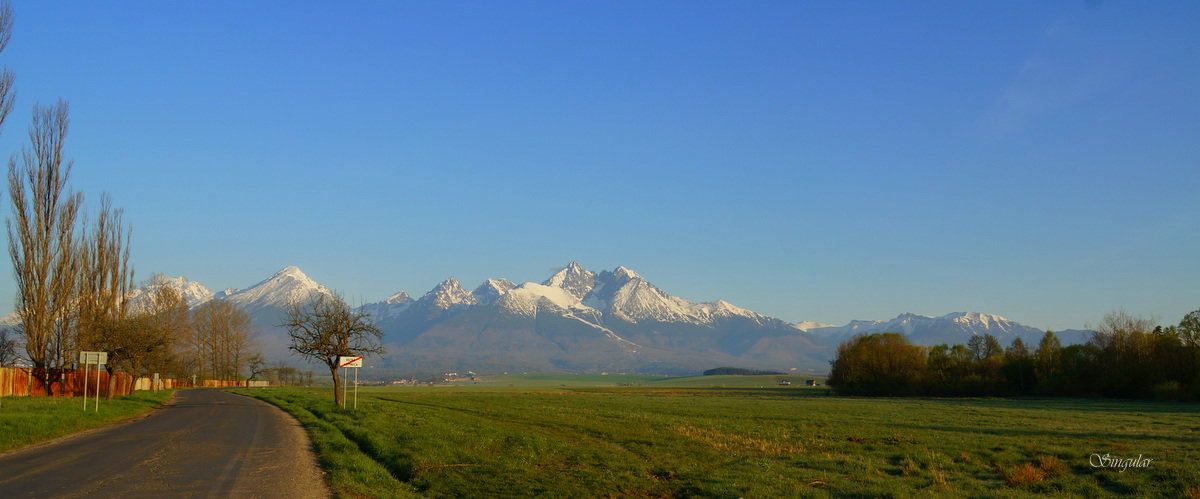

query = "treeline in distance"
[{"left": 828, "top": 309, "right": 1200, "bottom": 400}]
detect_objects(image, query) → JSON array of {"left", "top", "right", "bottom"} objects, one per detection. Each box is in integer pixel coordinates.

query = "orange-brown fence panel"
[{"left": 0, "top": 366, "right": 247, "bottom": 397}]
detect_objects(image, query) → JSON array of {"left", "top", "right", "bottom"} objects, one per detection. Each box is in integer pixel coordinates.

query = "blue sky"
[{"left": 0, "top": 1, "right": 1196, "bottom": 331}]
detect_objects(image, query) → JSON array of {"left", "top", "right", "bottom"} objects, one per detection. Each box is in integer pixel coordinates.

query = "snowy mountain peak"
[
  {"left": 496, "top": 282, "right": 594, "bottom": 317},
  {"left": 473, "top": 278, "right": 516, "bottom": 306},
  {"left": 221, "top": 266, "right": 332, "bottom": 310},
  {"left": 264, "top": 266, "right": 319, "bottom": 288},
  {"left": 126, "top": 275, "right": 215, "bottom": 311},
  {"left": 433, "top": 277, "right": 460, "bottom": 289},
  {"left": 543, "top": 262, "right": 596, "bottom": 299},
  {"left": 711, "top": 300, "right": 750, "bottom": 315},
  {"left": 421, "top": 277, "right": 477, "bottom": 309},
  {"left": 569, "top": 265, "right": 772, "bottom": 325},
  {"left": 613, "top": 266, "right": 642, "bottom": 281},
  {"left": 384, "top": 291, "right": 412, "bottom": 304},
  {"left": 944, "top": 311, "right": 1008, "bottom": 326},
  {"left": 274, "top": 265, "right": 306, "bottom": 278},
  {"left": 794, "top": 320, "right": 836, "bottom": 331}
]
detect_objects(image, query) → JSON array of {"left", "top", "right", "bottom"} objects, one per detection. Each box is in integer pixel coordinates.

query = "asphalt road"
[{"left": 0, "top": 389, "right": 329, "bottom": 498}]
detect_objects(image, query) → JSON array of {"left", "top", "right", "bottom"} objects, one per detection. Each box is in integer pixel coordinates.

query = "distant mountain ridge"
[
  {"left": 126, "top": 275, "right": 215, "bottom": 310},
  {"left": 359, "top": 262, "right": 826, "bottom": 374},
  {"left": 49, "top": 263, "right": 1093, "bottom": 374},
  {"left": 803, "top": 312, "right": 1092, "bottom": 346}
]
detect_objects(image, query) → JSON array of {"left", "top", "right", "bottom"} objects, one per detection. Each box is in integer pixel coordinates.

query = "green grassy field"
[
  {"left": 462, "top": 373, "right": 676, "bottom": 387},
  {"left": 237, "top": 380, "right": 1199, "bottom": 498},
  {"left": 0, "top": 390, "right": 176, "bottom": 453},
  {"left": 456, "top": 373, "right": 819, "bottom": 388}
]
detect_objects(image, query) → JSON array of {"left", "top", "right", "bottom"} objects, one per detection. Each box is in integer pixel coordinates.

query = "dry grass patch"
[
  {"left": 673, "top": 424, "right": 802, "bottom": 456},
  {"left": 1035, "top": 454, "right": 1068, "bottom": 477},
  {"left": 1003, "top": 462, "right": 1047, "bottom": 487}
]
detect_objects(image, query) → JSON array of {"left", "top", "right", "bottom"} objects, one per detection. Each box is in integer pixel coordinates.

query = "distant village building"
[
  {"left": 778, "top": 380, "right": 791, "bottom": 386},
  {"left": 805, "top": 379, "right": 820, "bottom": 387}
]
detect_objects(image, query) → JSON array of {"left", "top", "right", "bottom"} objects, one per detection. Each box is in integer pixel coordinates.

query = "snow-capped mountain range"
[
  {"left": 10, "top": 262, "right": 1085, "bottom": 373},
  {"left": 363, "top": 262, "right": 781, "bottom": 328},
  {"left": 126, "top": 266, "right": 331, "bottom": 313},
  {"left": 803, "top": 312, "right": 1044, "bottom": 346},
  {"left": 126, "top": 275, "right": 218, "bottom": 310},
  {"left": 799, "top": 312, "right": 1092, "bottom": 346},
  {"left": 353, "top": 262, "right": 819, "bottom": 373}
]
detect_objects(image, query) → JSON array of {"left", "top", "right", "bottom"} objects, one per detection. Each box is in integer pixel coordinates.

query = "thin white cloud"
[{"left": 977, "top": 18, "right": 1127, "bottom": 138}]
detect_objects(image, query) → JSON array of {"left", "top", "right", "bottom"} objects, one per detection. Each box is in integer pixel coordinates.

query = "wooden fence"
[{"left": 0, "top": 366, "right": 248, "bottom": 397}]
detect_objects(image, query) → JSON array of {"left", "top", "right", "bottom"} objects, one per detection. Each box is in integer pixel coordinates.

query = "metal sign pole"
[
  {"left": 95, "top": 366, "right": 100, "bottom": 412},
  {"left": 82, "top": 361, "right": 89, "bottom": 411},
  {"left": 336, "top": 356, "right": 364, "bottom": 409}
]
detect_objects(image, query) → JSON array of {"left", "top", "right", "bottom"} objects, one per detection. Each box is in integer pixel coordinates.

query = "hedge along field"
[{"left": 237, "top": 386, "right": 1200, "bottom": 498}]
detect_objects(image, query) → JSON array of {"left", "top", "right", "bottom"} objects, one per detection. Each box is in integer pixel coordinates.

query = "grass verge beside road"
[
  {"left": 238, "top": 381, "right": 1199, "bottom": 498},
  {"left": 0, "top": 390, "right": 175, "bottom": 453}
]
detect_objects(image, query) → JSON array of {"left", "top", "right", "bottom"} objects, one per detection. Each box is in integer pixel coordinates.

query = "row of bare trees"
[
  {"left": 102, "top": 278, "right": 259, "bottom": 384},
  {"left": 0, "top": 2, "right": 260, "bottom": 394},
  {"left": 258, "top": 361, "right": 315, "bottom": 387},
  {"left": 186, "top": 298, "right": 256, "bottom": 381},
  {"left": 2, "top": 4, "right": 126, "bottom": 393}
]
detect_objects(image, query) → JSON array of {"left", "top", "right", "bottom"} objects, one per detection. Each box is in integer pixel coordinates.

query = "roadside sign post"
[
  {"left": 82, "top": 358, "right": 88, "bottom": 411},
  {"left": 337, "top": 356, "right": 363, "bottom": 409},
  {"left": 79, "top": 351, "right": 107, "bottom": 412}
]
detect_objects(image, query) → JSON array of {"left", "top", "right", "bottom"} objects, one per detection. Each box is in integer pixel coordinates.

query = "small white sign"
[
  {"left": 338, "top": 356, "right": 363, "bottom": 368},
  {"left": 79, "top": 351, "right": 108, "bottom": 365}
]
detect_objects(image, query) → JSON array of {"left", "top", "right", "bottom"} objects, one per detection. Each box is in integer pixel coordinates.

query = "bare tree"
[
  {"left": 266, "top": 361, "right": 299, "bottom": 386},
  {"left": 281, "top": 293, "right": 384, "bottom": 407},
  {"left": 0, "top": 1, "right": 18, "bottom": 373},
  {"left": 136, "top": 278, "right": 190, "bottom": 376},
  {"left": 76, "top": 195, "right": 133, "bottom": 343},
  {"left": 1179, "top": 310, "right": 1200, "bottom": 348},
  {"left": 4, "top": 4, "right": 141, "bottom": 396},
  {"left": 190, "top": 300, "right": 255, "bottom": 381},
  {"left": 1090, "top": 309, "right": 1158, "bottom": 353},
  {"left": 1094, "top": 309, "right": 1157, "bottom": 337},
  {"left": 0, "top": 326, "right": 18, "bottom": 366},
  {"left": 0, "top": 1, "right": 15, "bottom": 135},
  {"left": 246, "top": 353, "right": 266, "bottom": 381},
  {"left": 87, "top": 283, "right": 189, "bottom": 397},
  {"left": 76, "top": 195, "right": 136, "bottom": 397},
  {"left": 7, "top": 101, "right": 84, "bottom": 395}
]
